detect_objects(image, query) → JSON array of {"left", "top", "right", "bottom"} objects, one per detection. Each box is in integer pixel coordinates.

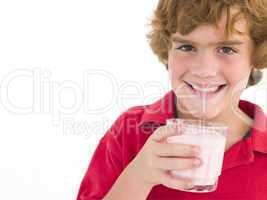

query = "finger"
[
  {"left": 159, "top": 170, "right": 194, "bottom": 190},
  {"left": 150, "top": 124, "right": 183, "bottom": 142},
  {"left": 153, "top": 142, "right": 201, "bottom": 157},
  {"left": 154, "top": 156, "right": 201, "bottom": 170}
]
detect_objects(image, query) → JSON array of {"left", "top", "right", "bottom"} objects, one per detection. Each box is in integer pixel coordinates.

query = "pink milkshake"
[{"left": 166, "top": 118, "right": 228, "bottom": 193}]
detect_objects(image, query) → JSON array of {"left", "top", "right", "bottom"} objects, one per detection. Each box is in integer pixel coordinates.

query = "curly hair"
[{"left": 147, "top": 0, "right": 267, "bottom": 86}]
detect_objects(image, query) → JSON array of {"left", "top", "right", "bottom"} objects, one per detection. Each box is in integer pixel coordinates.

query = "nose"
[{"left": 190, "top": 52, "right": 219, "bottom": 78}]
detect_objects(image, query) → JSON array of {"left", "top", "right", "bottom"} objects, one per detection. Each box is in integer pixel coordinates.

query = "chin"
[
  {"left": 181, "top": 102, "right": 223, "bottom": 121},
  {"left": 191, "top": 110, "right": 219, "bottom": 120}
]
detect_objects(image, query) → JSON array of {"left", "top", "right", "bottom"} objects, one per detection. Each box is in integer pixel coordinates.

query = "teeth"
[{"left": 191, "top": 84, "right": 219, "bottom": 93}]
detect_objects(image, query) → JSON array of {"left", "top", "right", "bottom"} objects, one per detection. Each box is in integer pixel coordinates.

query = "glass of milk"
[{"left": 166, "top": 118, "right": 228, "bottom": 193}]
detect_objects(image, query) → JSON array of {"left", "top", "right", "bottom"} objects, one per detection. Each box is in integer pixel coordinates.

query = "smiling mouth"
[{"left": 183, "top": 81, "right": 227, "bottom": 97}]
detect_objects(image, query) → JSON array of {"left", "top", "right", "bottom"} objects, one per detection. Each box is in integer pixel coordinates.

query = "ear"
[{"left": 248, "top": 67, "right": 263, "bottom": 86}]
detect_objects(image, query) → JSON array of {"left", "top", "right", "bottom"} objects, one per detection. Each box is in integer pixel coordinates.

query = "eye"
[
  {"left": 219, "top": 46, "right": 237, "bottom": 55},
  {"left": 176, "top": 44, "right": 194, "bottom": 52}
]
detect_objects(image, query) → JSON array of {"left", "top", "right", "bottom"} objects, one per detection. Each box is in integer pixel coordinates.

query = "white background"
[{"left": 0, "top": 1, "right": 266, "bottom": 199}]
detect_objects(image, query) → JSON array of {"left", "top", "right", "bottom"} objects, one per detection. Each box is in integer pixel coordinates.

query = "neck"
[{"left": 220, "top": 107, "right": 253, "bottom": 151}]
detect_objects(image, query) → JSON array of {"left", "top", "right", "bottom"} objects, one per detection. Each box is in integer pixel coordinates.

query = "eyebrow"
[{"left": 171, "top": 36, "right": 244, "bottom": 46}]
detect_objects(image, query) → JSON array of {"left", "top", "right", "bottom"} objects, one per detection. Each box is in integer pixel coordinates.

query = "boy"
[{"left": 77, "top": 1, "right": 267, "bottom": 199}]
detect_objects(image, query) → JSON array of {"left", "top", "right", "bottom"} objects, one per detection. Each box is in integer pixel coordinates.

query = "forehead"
[{"left": 172, "top": 7, "right": 251, "bottom": 45}]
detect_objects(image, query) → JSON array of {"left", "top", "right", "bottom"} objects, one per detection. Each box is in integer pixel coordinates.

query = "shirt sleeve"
[{"left": 76, "top": 118, "right": 124, "bottom": 200}]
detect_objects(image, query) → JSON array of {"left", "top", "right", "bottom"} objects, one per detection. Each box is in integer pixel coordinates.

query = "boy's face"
[{"left": 168, "top": 9, "right": 254, "bottom": 120}]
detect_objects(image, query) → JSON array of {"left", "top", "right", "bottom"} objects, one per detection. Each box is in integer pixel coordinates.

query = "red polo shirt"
[{"left": 77, "top": 90, "right": 267, "bottom": 200}]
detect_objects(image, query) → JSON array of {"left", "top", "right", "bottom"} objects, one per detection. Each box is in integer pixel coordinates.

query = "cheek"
[
  {"left": 223, "top": 59, "right": 252, "bottom": 84},
  {"left": 222, "top": 59, "right": 252, "bottom": 96},
  {"left": 168, "top": 55, "right": 188, "bottom": 82}
]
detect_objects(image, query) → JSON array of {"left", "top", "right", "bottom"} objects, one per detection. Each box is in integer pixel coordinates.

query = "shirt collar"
[
  {"left": 138, "top": 90, "right": 267, "bottom": 154},
  {"left": 239, "top": 100, "right": 267, "bottom": 153}
]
